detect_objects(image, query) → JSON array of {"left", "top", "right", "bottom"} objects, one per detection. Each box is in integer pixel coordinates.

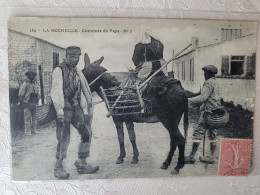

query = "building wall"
[
  {"left": 8, "top": 30, "right": 66, "bottom": 104},
  {"left": 216, "top": 78, "right": 255, "bottom": 112},
  {"left": 173, "top": 51, "right": 198, "bottom": 93},
  {"left": 35, "top": 41, "right": 65, "bottom": 103},
  {"left": 9, "top": 31, "right": 38, "bottom": 88},
  {"left": 195, "top": 34, "right": 256, "bottom": 81},
  {"left": 174, "top": 34, "right": 256, "bottom": 110}
]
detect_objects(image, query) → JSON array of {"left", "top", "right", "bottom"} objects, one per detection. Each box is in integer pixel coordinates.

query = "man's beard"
[{"left": 68, "top": 61, "right": 78, "bottom": 68}]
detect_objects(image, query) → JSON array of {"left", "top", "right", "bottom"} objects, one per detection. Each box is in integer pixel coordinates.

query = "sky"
[{"left": 8, "top": 17, "right": 257, "bottom": 72}]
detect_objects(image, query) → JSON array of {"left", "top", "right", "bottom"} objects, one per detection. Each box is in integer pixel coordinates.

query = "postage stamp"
[{"left": 218, "top": 139, "right": 252, "bottom": 176}]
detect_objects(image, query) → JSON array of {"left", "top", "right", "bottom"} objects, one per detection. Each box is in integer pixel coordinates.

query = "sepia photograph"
[{"left": 8, "top": 17, "right": 257, "bottom": 180}]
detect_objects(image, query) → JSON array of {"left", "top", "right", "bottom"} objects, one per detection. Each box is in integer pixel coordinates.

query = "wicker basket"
[{"left": 206, "top": 108, "right": 229, "bottom": 129}]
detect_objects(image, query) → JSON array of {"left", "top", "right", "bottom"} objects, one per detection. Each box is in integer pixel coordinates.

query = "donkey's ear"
[
  {"left": 91, "top": 56, "right": 104, "bottom": 66},
  {"left": 84, "top": 53, "right": 91, "bottom": 69}
]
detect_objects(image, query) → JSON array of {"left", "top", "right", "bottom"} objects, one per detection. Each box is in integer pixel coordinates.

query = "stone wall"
[{"left": 8, "top": 30, "right": 66, "bottom": 104}]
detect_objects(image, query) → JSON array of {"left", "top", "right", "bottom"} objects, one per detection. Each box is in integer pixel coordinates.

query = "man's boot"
[
  {"left": 31, "top": 121, "right": 38, "bottom": 134},
  {"left": 54, "top": 160, "right": 70, "bottom": 179},
  {"left": 199, "top": 142, "right": 216, "bottom": 164},
  {"left": 74, "top": 158, "right": 99, "bottom": 174},
  {"left": 210, "top": 142, "right": 217, "bottom": 158},
  {"left": 185, "top": 142, "right": 200, "bottom": 164},
  {"left": 24, "top": 121, "right": 31, "bottom": 135}
]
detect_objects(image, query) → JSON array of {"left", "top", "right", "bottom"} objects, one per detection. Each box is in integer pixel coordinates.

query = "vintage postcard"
[{"left": 8, "top": 17, "right": 257, "bottom": 180}]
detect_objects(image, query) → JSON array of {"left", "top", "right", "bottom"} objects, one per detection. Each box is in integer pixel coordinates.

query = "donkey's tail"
[{"left": 183, "top": 98, "right": 189, "bottom": 142}]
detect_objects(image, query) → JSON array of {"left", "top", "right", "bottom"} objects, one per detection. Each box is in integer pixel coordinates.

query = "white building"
[{"left": 173, "top": 29, "right": 256, "bottom": 111}]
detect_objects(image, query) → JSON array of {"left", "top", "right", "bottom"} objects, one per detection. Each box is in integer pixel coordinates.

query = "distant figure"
[
  {"left": 132, "top": 30, "right": 167, "bottom": 80},
  {"left": 51, "top": 46, "right": 99, "bottom": 180},
  {"left": 185, "top": 65, "right": 221, "bottom": 164},
  {"left": 18, "top": 71, "right": 38, "bottom": 135}
]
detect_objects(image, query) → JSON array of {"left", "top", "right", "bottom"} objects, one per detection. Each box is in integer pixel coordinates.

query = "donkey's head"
[{"left": 82, "top": 53, "right": 121, "bottom": 92}]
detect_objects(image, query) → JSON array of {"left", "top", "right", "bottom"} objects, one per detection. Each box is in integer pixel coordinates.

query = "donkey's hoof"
[
  {"left": 131, "top": 159, "right": 139, "bottom": 164},
  {"left": 185, "top": 156, "right": 196, "bottom": 164},
  {"left": 161, "top": 164, "right": 168, "bottom": 169},
  {"left": 171, "top": 168, "right": 179, "bottom": 175},
  {"left": 116, "top": 159, "right": 124, "bottom": 164},
  {"left": 161, "top": 162, "right": 169, "bottom": 169}
]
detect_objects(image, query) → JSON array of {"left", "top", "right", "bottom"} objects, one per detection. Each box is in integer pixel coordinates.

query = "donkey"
[{"left": 82, "top": 54, "right": 188, "bottom": 175}]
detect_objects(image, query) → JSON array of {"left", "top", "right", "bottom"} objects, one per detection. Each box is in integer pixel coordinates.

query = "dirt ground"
[{"left": 12, "top": 98, "right": 249, "bottom": 180}]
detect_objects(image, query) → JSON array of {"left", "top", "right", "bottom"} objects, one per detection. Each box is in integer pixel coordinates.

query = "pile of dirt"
[{"left": 185, "top": 90, "right": 254, "bottom": 139}]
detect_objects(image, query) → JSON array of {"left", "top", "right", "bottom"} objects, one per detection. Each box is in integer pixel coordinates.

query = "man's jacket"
[
  {"left": 51, "top": 62, "right": 93, "bottom": 118},
  {"left": 189, "top": 77, "right": 221, "bottom": 112}
]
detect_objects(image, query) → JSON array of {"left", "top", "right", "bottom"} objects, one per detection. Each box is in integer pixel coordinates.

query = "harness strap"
[{"left": 89, "top": 71, "right": 107, "bottom": 86}]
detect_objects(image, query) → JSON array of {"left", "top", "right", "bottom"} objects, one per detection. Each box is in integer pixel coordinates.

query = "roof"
[
  {"left": 8, "top": 29, "right": 65, "bottom": 50},
  {"left": 175, "top": 33, "right": 254, "bottom": 60}
]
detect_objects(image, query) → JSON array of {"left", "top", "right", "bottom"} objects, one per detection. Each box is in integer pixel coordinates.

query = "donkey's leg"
[
  {"left": 113, "top": 117, "right": 126, "bottom": 164},
  {"left": 171, "top": 125, "right": 186, "bottom": 175},
  {"left": 171, "top": 108, "right": 187, "bottom": 175},
  {"left": 159, "top": 113, "right": 184, "bottom": 173},
  {"left": 125, "top": 121, "right": 139, "bottom": 164},
  {"left": 156, "top": 111, "right": 177, "bottom": 169},
  {"left": 161, "top": 134, "right": 177, "bottom": 169},
  {"left": 161, "top": 132, "right": 177, "bottom": 169}
]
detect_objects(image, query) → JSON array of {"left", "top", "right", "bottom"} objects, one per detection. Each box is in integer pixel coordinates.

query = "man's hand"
[
  {"left": 88, "top": 103, "right": 94, "bottom": 116},
  {"left": 57, "top": 115, "right": 65, "bottom": 127},
  {"left": 84, "top": 114, "right": 93, "bottom": 123},
  {"left": 188, "top": 99, "right": 193, "bottom": 108}
]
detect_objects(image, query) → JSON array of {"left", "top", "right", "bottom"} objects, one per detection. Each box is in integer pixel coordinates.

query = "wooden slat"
[
  {"left": 109, "top": 100, "right": 139, "bottom": 103},
  {"left": 103, "top": 88, "right": 121, "bottom": 92},
  {"left": 113, "top": 105, "right": 141, "bottom": 109},
  {"left": 100, "top": 86, "right": 111, "bottom": 113},
  {"left": 105, "top": 93, "right": 136, "bottom": 97},
  {"left": 106, "top": 78, "right": 131, "bottom": 118},
  {"left": 111, "top": 112, "right": 142, "bottom": 116},
  {"left": 136, "top": 84, "right": 144, "bottom": 113}
]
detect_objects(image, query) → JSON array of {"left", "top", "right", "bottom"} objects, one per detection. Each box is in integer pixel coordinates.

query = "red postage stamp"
[{"left": 218, "top": 139, "right": 252, "bottom": 176}]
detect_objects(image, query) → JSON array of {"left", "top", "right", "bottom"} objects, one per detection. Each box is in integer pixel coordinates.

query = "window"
[
  {"left": 246, "top": 53, "right": 256, "bottom": 76},
  {"left": 230, "top": 56, "right": 244, "bottom": 75},
  {"left": 221, "top": 29, "right": 242, "bottom": 41},
  {"left": 190, "top": 58, "right": 194, "bottom": 81},
  {"left": 221, "top": 56, "right": 229, "bottom": 75},
  {"left": 221, "top": 55, "right": 244, "bottom": 76},
  {"left": 221, "top": 55, "right": 254, "bottom": 76},
  {"left": 53, "top": 52, "right": 59, "bottom": 69},
  {"left": 181, "top": 61, "right": 185, "bottom": 80}
]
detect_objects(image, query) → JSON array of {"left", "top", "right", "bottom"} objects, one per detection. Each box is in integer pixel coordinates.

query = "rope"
[{"left": 89, "top": 71, "right": 107, "bottom": 86}]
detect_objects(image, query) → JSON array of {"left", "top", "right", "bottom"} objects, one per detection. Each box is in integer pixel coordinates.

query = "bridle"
[
  {"left": 89, "top": 70, "right": 108, "bottom": 105},
  {"left": 89, "top": 71, "right": 107, "bottom": 86}
]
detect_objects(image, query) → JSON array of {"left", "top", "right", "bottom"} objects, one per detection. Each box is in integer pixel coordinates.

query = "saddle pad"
[{"left": 142, "top": 75, "right": 181, "bottom": 99}]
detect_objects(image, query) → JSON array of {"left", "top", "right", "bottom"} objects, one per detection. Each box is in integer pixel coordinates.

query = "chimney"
[{"left": 191, "top": 37, "right": 199, "bottom": 51}]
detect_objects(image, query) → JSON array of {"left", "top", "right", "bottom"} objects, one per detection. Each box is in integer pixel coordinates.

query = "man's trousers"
[{"left": 56, "top": 106, "right": 92, "bottom": 160}]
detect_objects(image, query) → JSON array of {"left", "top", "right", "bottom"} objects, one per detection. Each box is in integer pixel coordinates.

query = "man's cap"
[
  {"left": 202, "top": 65, "right": 218, "bottom": 74},
  {"left": 66, "top": 46, "right": 81, "bottom": 55},
  {"left": 25, "top": 71, "right": 37, "bottom": 77}
]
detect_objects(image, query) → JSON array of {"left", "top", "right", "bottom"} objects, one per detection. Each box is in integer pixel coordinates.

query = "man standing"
[
  {"left": 185, "top": 65, "right": 220, "bottom": 164},
  {"left": 18, "top": 71, "right": 38, "bottom": 135},
  {"left": 51, "top": 46, "right": 99, "bottom": 180}
]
